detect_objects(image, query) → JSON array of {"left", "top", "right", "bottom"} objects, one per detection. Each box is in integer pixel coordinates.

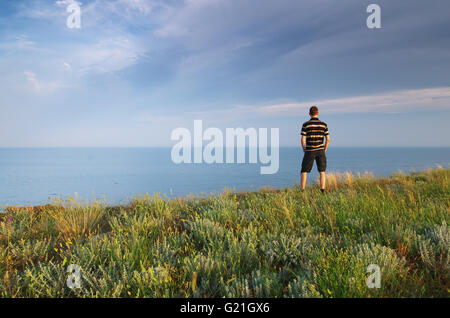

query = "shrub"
[{"left": 418, "top": 222, "right": 449, "bottom": 277}]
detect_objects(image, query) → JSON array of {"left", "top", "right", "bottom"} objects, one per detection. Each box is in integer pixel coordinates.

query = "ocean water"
[{"left": 0, "top": 147, "right": 449, "bottom": 206}]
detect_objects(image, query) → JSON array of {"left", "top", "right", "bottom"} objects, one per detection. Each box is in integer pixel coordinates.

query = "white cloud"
[
  {"left": 55, "top": 0, "right": 81, "bottom": 6},
  {"left": 135, "top": 114, "right": 185, "bottom": 123},
  {"left": 153, "top": 0, "right": 236, "bottom": 40},
  {"left": 256, "top": 87, "right": 450, "bottom": 116},
  {"left": 116, "top": 0, "right": 154, "bottom": 14},
  {"left": 0, "top": 35, "right": 36, "bottom": 51},
  {"left": 63, "top": 62, "right": 72, "bottom": 71},
  {"left": 24, "top": 71, "right": 40, "bottom": 91},
  {"left": 69, "top": 37, "right": 147, "bottom": 74},
  {"left": 24, "top": 70, "right": 67, "bottom": 94},
  {"left": 152, "top": 87, "right": 450, "bottom": 123}
]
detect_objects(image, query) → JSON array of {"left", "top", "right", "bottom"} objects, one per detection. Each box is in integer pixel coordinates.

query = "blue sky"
[{"left": 0, "top": 0, "right": 449, "bottom": 147}]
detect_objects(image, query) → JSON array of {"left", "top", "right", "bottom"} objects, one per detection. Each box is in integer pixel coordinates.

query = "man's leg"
[
  {"left": 301, "top": 172, "right": 308, "bottom": 190},
  {"left": 317, "top": 150, "right": 327, "bottom": 192},
  {"left": 319, "top": 171, "right": 326, "bottom": 190},
  {"left": 301, "top": 151, "right": 313, "bottom": 190}
]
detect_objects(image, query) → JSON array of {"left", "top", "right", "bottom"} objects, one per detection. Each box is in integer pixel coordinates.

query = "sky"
[{"left": 0, "top": 0, "right": 449, "bottom": 147}]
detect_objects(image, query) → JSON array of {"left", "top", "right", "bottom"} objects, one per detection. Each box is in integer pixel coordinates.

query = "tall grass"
[{"left": 0, "top": 168, "right": 448, "bottom": 298}]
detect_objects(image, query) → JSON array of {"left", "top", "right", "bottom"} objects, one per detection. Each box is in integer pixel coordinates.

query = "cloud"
[
  {"left": 24, "top": 70, "right": 67, "bottom": 93},
  {"left": 115, "top": 0, "right": 155, "bottom": 14},
  {"left": 12, "top": 0, "right": 153, "bottom": 75},
  {"left": 24, "top": 71, "right": 40, "bottom": 91},
  {"left": 0, "top": 35, "right": 36, "bottom": 51},
  {"left": 70, "top": 37, "right": 148, "bottom": 74},
  {"left": 151, "top": 87, "right": 450, "bottom": 123},
  {"left": 135, "top": 114, "right": 185, "bottom": 123},
  {"left": 257, "top": 87, "right": 450, "bottom": 116},
  {"left": 55, "top": 0, "right": 81, "bottom": 6},
  {"left": 63, "top": 62, "right": 71, "bottom": 71}
]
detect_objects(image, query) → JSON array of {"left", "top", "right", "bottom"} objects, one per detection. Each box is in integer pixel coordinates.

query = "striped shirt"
[{"left": 301, "top": 117, "right": 329, "bottom": 151}]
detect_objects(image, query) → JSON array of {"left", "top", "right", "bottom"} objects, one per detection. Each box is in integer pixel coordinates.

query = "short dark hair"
[{"left": 309, "top": 106, "right": 318, "bottom": 116}]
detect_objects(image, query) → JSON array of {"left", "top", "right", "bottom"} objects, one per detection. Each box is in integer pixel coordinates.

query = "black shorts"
[{"left": 301, "top": 149, "right": 327, "bottom": 173}]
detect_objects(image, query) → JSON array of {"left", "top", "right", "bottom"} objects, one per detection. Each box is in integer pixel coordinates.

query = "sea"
[{"left": 0, "top": 147, "right": 449, "bottom": 206}]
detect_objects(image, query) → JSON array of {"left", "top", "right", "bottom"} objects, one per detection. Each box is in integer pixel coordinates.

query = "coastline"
[{"left": 1, "top": 168, "right": 448, "bottom": 297}]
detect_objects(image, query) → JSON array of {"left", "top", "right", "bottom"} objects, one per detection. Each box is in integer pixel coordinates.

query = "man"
[{"left": 301, "top": 106, "right": 330, "bottom": 192}]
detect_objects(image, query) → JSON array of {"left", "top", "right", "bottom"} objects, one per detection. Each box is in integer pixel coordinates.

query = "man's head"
[{"left": 309, "top": 106, "right": 319, "bottom": 117}]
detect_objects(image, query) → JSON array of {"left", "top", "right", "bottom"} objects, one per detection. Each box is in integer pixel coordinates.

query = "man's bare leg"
[
  {"left": 320, "top": 172, "right": 326, "bottom": 190},
  {"left": 301, "top": 172, "right": 308, "bottom": 190}
]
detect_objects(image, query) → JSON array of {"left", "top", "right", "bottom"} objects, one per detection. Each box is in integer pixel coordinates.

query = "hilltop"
[{"left": 0, "top": 168, "right": 448, "bottom": 297}]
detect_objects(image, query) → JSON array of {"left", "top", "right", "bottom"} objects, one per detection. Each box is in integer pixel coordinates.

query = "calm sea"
[{"left": 0, "top": 147, "right": 449, "bottom": 206}]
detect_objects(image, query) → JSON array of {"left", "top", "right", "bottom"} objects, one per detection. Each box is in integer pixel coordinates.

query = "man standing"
[{"left": 301, "top": 106, "right": 330, "bottom": 192}]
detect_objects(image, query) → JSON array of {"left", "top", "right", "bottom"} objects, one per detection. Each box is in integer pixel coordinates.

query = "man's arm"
[
  {"left": 301, "top": 135, "right": 306, "bottom": 152},
  {"left": 301, "top": 123, "right": 307, "bottom": 152},
  {"left": 324, "top": 135, "right": 330, "bottom": 152}
]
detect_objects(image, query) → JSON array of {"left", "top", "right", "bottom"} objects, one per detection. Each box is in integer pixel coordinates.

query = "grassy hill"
[{"left": 0, "top": 168, "right": 448, "bottom": 297}]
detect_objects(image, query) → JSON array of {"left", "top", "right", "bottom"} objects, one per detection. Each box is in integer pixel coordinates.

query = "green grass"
[{"left": 0, "top": 168, "right": 448, "bottom": 298}]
